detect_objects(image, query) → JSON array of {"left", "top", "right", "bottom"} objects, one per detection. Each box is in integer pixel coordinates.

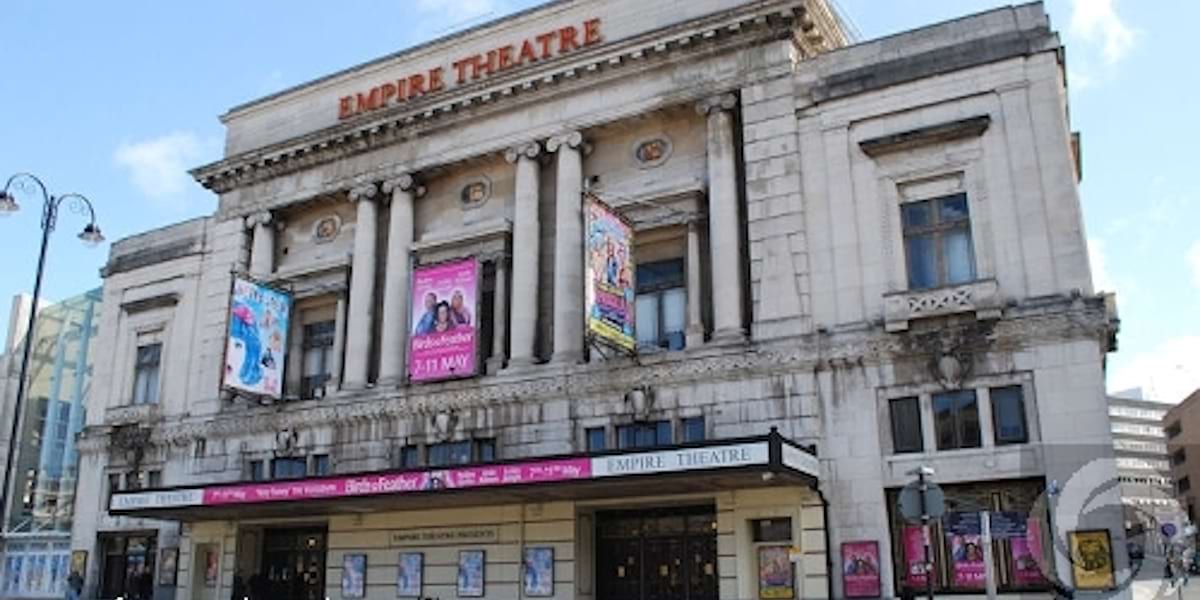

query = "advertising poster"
[
  {"left": 458, "top": 550, "right": 485, "bottom": 597},
  {"left": 841, "top": 541, "right": 881, "bottom": 598},
  {"left": 585, "top": 199, "right": 636, "bottom": 352},
  {"left": 341, "top": 554, "right": 366, "bottom": 599},
  {"left": 758, "top": 545, "right": 795, "bottom": 599},
  {"left": 204, "top": 548, "right": 219, "bottom": 587},
  {"left": 158, "top": 548, "right": 178, "bottom": 586},
  {"left": 524, "top": 547, "right": 554, "bottom": 597},
  {"left": 408, "top": 258, "right": 478, "bottom": 382},
  {"left": 1011, "top": 533, "right": 1046, "bottom": 585},
  {"left": 1069, "top": 530, "right": 1115, "bottom": 590},
  {"left": 223, "top": 277, "right": 290, "bottom": 398},
  {"left": 68, "top": 551, "right": 86, "bottom": 578},
  {"left": 902, "top": 526, "right": 929, "bottom": 588},
  {"left": 396, "top": 552, "right": 423, "bottom": 598},
  {"left": 949, "top": 533, "right": 985, "bottom": 588}
]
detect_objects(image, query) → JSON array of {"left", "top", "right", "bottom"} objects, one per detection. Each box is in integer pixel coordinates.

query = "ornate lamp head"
[{"left": 0, "top": 190, "right": 18, "bottom": 215}]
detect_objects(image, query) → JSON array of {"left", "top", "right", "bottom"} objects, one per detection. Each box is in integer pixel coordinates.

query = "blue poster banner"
[{"left": 223, "top": 277, "right": 291, "bottom": 398}]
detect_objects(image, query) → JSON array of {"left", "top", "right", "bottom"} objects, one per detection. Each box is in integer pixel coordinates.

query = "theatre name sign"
[{"left": 338, "top": 18, "right": 603, "bottom": 120}]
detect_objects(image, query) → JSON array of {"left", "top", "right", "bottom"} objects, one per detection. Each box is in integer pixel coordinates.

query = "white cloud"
[
  {"left": 1087, "top": 237, "right": 1115, "bottom": 293},
  {"left": 1187, "top": 240, "right": 1200, "bottom": 289},
  {"left": 114, "top": 132, "right": 209, "bottom": 201},
  {"left": 1110, "top": 336, "right": 1200, "bottom": 403},
  {"left": 1068, "top": 0, "right": 1137, "bottom": 65}
]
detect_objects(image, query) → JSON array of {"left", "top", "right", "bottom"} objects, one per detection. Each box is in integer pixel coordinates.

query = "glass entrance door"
[
  {"left": 261, "top": 528, "right": 326, "bottom": 600},
  {"left": 596, "top": 505, "right": 717, "bottom": 600}
]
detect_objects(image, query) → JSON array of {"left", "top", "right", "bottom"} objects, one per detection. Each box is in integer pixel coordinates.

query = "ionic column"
[
  {"left": 547, "top": 130, "right": 585, "bottom": 364},
  {"left": 330, "top": 293, "right": 347, "bottom": 388},
  {"left": 686, "top": 219, "right": 705, "bottom": 347},
  {"left": 697, "top": 93, "right": 745, "bottom": 341},
  {"left": 378, "top": 173, "right": 422, "bottom": 385},
  {"left": 504, "top": 142, "right": 542, "bottom": 367},
  {"left": 487, "top": 256, "right": 509, "bottom": 374},
  {"left": 344, "top": 182, "right": 380, "bottom": 388},
  {"left": 247, "top": 211, "right": 275, "bottom": 277}
]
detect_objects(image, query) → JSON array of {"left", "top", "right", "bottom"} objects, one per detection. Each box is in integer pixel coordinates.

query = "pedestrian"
[{"left": 64, "top": 572, "right": 83, "bottom": 600}]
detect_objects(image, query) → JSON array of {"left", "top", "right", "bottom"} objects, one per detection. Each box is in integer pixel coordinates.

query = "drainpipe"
[{"left": 816, "top": 486, "right": 834, "bottom": 600}]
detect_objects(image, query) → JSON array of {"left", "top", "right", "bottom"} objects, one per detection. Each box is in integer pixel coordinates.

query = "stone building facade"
[
  {"left": 70, "top": 1, "right": 1125, "bottom": 599},
  {"left": 1165, "top": 389, "right": 1200, "bottom": 524},
  {"left": 1105, "top": 389, "right": 1177, "bottom": 555}
]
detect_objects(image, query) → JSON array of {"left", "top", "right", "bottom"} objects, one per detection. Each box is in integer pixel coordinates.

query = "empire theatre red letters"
[{"left": 338, "top": 18, "right": 602, "bottom": 120}]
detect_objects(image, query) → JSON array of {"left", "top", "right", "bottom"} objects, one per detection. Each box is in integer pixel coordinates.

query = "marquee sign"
[{"left": 339, "top": 18, "right": 603, "bottom": 120}]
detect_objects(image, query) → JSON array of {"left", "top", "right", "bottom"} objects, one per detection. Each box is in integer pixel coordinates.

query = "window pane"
[
  {"left": 400, "top": 446, "right": 421, "bottom": 469},
  {"left": 635, "top": 294, "right": 660, "bottom": 348},
  {"left": 476, "top": 439, "right": 496, "bottom": 463},
  {"left": 939, "top": 194, "right": 970, "bottom": 222},
  {"left": 752, "top": 518, "right": 792, "bottom": 542},
  {"left": 889, "top": 397, "right": 923, "bottom": 453},
  {"left": 957, "top": 391, "right": 981, "bottom": 448},
  {"left": 586, "top": 427, "right": 606, "bottom": 452},
  {"left": 655, "top": 421, "right": 673, "bottom": 446},
  {"left": 906, "top": 234, "right": 937, "bottom": 289},
  {"left": 662, "top": 288, "right": 687, "bottom": 350},
  {"left": 682, "top": 417, "right": 705, "bottom": 443},
  {"left": 902, "top": 201, "right": 932, "bottom": 229},
  {"left": 303, "top": 348, "right": 324, "bottom": 377},
  {"left": 249, "top": 461, "right": 264, "bottom": 481},
  {"left": 933, "top": 393, "right": 958, "bottom": 450},
  {"left": 636, "top": 259, "right": 685, "bottom": 291},
  {"left": 942, "top": 228, "right": 975, "bottom": 285},
  {"left": 312, "top": 454, "right": 330, "bottom": 476},
  {"left": 991, "top": 386, "right": 1028, "bottom": 444}
]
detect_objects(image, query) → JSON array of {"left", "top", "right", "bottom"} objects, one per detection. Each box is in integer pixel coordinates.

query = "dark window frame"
[
  {"left": 901, "top": 193, "right": 976, "bottom": 290},
  {"left": 635, "top": 258, "right": 687, "bottom": 351},
  {"left": 933, "top": 390, "right": 982, "bottom": 451},
  {"left": 300, "top": 320, "right": 336, "bottom": 399},
  {"left": 585, "top": 427, "right": 607, "bottom": 452},
  {"left": 616, "top": 421, "right": 673, "bottom": 450},
  {"left": 990, "top": 385, "right": 1029, "bottom": 445},
  {"left": 132, "top": 342, "right": 163, "bottom": 405},
  {"left": 889, "top": 396, "right": 924, "bottom": 454}
]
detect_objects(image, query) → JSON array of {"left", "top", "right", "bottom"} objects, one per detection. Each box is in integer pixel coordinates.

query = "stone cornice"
[
  {"left": 79, "top": 299, "right": 1113, "bottom": 451},
  {"left": 191, "top": 3, "right": 816, "bottom": 200}
]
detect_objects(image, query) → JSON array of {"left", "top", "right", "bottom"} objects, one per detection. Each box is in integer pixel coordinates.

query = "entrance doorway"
[
  {"left": 260, "top": 527, "right": 326, "bottom": 600},
  {"left": 596, "top": 505, "right": 718, "bottom": 600},
  {"left": 98, "top": 533, "right": 156, "bottom": 600}
]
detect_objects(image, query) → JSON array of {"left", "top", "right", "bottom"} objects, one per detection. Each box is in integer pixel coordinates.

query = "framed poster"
[
  {"left": 523, "top": 547, "right": 554, "bottom": 597},
  {"left": 341, "top": 554, "right": 366, "bottom": 599},
  {"left": 1069, "top": 529, "right": 1115, "bottom": 590},
  {"left": 408, "top": 258, "right": 479, "bottom": 382},
  {"left": 841, "top": 541, "right": 881, "bottom": 598},
  {"left": 1011, "top": 518, "right": 1047, "bottom": 586},
  {"left": 584, "top": 198, "right": 636, "bottom": 352},
  {"left": 948, "top": 533, "right": 985, "bottom": 588},
  {"left": 204, "top": 547, "right": 219, "bottom": 587},
  {"left": 457, "top": 550, "right": 485, "bottom": 597},
  {"left": 758, "top": 545, "right": 795, "bottom": 599},
  {"left": 396, "top": 552, "right": 423, "bottom": 598},
  {"left": 158, "top": 548, "right": 179, "bottom": 586},
  {"left": 222, "top": 277, "right": 291, "bottom": 398},
  {"left": 68, "top": 551, "right": 87, "bottom": 578}
]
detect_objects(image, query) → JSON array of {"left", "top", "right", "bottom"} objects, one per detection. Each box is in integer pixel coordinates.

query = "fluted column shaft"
[
  {"left": 378, "top": 174, "right": 421, "bottom": 384},
  {"left": 686, "top": 219, "right": 705, "bottom": 347},
  {"left": 505, "top": 142, "right": 542, "bottom": 366},
  {"left": 344, "top": 182, "right": 380, "bottom": 388},
  {"left": 248, "top": 211, "right": 275, "bottom": 277},
  {"left": 698, "top": 94, "right": 745, "bottom": 340},
  {"left": 548, "top": 131, "right": 585, "bottom": 363}
]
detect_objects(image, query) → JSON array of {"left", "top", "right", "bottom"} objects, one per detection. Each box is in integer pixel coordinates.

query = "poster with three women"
[{"left": 409, "top": 258, "right": 479, "bottom": 382}]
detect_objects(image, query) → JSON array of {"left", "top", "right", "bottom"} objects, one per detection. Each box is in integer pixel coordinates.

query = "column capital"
[
  {"left": 695, "top": 93, "right": 738, "bottom": 116},
  {"left": 382, "top": 173, "right": 426, "bottom": 199},
  {"left": 545, "top": 130, "right": 584, "bottom": 153},
  {"left": 349, "top": 181, "right": 379, "bottom": 203},
  {"left": 244, "top": 210, "right": 273, "bottom": 229},
  {"left": 504, "top": 141, "right": 542, "bottom": 163}
]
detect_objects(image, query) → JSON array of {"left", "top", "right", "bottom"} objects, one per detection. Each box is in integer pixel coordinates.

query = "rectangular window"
[
  {"left": 271, "top": 457, "right": 307, "bottom": 480},
  {"left": 1180, "top": 477, "right": 1192, "bottom": 494},
  {"left": 132, "top": 343, "right": 162, "bottom": 405},
  {"left": 427, "top": 439, "right": 495, "bottom": 467},
  {"left": 586, "top": 427, "right": 607, "bottom": 452},
  {"left": 1173, "top": 449, "right": 1187, "bottom": 466},
  {"left": 681, "top": 417, "right": 706, "bottom": 443},
  {"left": 107, "top": 473, "right": 122, "bottom": 500},
  {"left": 990, "top": 386, "right": 1029, "bottom": 445},
  {"left": 751, "top": 518, "right": 792, "bottom": 543},
  {"left": 248, "top": 460, "right": 265, "bottom": 482},
  {"left": 301, "top": 321, "right": 336, "bottom": 399},
  {"left": 902, "top": 193, "right": 976, "bottom": 290},
  {"left": 933, "top": 390, "right": 981, "bottom": 450},
  {"left": 1167, "top": 421, "right": 1182, "bottom": 439},
  {"left": 147, "top": 470, "right": 162, "bottom": 488},
  {"left": 399, "top": 445, "right": 421, "bottom": 469},
  {"left": 311, "top": 454, "right": 331, "bottom": 476},
  {"left": 889, "top": 397, "right": 923, "bottom": 454},
  {"left": 635, "top": 259, "right": 687, "bottom": 351},
  {"left": 617, "top": 421, "right": 672, "bottom": 450}
]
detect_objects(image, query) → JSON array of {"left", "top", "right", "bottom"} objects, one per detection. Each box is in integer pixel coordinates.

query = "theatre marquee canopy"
[{"left": 110, "top": 433, "right": 820, "bottom": 520}]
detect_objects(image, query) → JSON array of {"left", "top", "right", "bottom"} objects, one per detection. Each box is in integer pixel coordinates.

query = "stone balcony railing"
[
  {"left": 883, "top": 278, "right": 1002, "bottom": 332},
  {"left": 105, "top": 403, "right": 161, "bottom": 426}
]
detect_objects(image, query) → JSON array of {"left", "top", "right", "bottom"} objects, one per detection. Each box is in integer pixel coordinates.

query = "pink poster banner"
[
  {"left": 408, "top": 258, "right": 478, "bottom": 382},
  {"left": 1012, "top": 518, "right": 1047, "bottom": 586},
  {"left": 203, "top": 458, "right": 591, "bottom": 506},
  {"left": 950, "top": 533, "right": 986, "bottom": 588},
  {"left": 841, "top": 541, "right": 881, "bottom": 598},
  {"left": 903, "top": 526, "right": 929, "bottom": 588}
]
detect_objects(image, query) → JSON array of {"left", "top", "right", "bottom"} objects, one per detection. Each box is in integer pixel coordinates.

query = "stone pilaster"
[
  {"left": 504, "top": 142, "right": 542, "bottom": 367},
  {"left": 343, "top": 181, "right": 380, "bottom": 389},
  {"left": 686, "top": 218, "right": 705, "bottom": 347},
  {"left": 246, "top": 211, "right": 275, "bottom": 277},
  {"left": 487, "top": 256, "right": 509, "bottom": 374},
  {"left": 547, "top": 130, "right": 586, "bottom": 364},
  {"left": 697, "top": 93, "right": 745, "bottom": 341},
  {"left": 378, "top": 173, "right": 423, "bottom": 385}
]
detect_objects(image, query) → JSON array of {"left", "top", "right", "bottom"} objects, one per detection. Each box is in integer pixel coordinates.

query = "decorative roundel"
[
  {"left": 311, "top": 214, "right": 342, "bottom": 244},
  {"left": 460, "top": 177, "right": 492, "bottom": 210},
  {"left": 633, "top": 136, "right": 673, "bottom": 169}
]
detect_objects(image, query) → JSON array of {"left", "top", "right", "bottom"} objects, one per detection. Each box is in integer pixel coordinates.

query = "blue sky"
[{"left": 1, "top": 0, "right": 1195, "bottom": 402}]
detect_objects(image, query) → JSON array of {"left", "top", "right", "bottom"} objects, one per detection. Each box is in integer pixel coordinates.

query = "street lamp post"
[{"left": 0, "top": 172, "right": 103, "bottom": 531}]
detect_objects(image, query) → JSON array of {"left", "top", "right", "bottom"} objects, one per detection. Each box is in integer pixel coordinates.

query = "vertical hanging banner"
[
  {"left": 223, "top": 277, "right": 291, "bottom": 398},
  {"left": 584, "top": 198, "right": 636, "bottom": 352},
  {"left": 409, "top": 258, "right": 479, "bottom": 382},
  {"left": 903, "top": 526, "right": 930, "bottom": 588}
]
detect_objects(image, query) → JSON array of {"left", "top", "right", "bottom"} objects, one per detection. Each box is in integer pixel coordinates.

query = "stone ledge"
[
  {"left": 858, "top": 115, "right": 990, "bottom": 158},
  {"left": 105, "top": 403, "right": 161, "bottom": 426},
  {"left": 883, "top": 278, "right": 1002, "bottom": 332}
]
